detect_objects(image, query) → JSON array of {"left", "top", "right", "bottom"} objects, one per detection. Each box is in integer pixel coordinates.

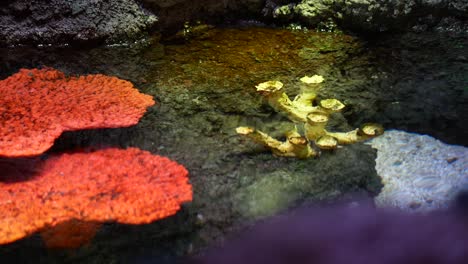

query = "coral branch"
[{"left": 237, "top": 127, "right": 317, "bottom": 159}]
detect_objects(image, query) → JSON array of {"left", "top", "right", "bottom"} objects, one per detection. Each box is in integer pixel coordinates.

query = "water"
[{"left": 0, "top": 26, "right": 466, "bottom": 263}]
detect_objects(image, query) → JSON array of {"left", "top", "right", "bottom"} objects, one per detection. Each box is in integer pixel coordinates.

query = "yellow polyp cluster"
[
  {"left": 236, "top": 75, "right": 383, "bottom": 158},
  {"left": 236, "top": 127, "right": 317, "bottom": 159}
]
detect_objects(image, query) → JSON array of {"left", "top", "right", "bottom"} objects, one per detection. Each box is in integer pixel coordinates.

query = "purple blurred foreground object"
[{"left": 195, "top": 200, "right": 468, "bottom": 264}]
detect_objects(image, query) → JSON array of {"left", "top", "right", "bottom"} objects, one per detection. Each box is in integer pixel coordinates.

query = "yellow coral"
[
  {"left": 300, "top": 75, "right": 324, "bottom": 84},
  {"left": 237, "top": 75, "right": 383, "bottom": 158},
  {"left": 236, "top": 127, "right": 317, "bottom": 159}
]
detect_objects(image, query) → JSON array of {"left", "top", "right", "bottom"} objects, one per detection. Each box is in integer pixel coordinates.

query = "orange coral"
[
  {"left": 0, "top": 68, "right": 155, "bottom": 157},
  {"left": 0, "top": 147, "right": 192, "bottom": 245}
]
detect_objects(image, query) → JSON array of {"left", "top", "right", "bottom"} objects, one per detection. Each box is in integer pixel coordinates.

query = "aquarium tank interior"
[{"left": 0, "top": 0, "right": 467, "bottom": 263}]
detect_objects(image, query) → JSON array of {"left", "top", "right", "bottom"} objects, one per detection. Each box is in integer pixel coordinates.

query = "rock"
[
  {"left": 269, "top": 0, "right": 467, "bottom": 33},
  {"left": 369, "top": 130, "right": 468, "bottom": 212},
  {"left": 1, "top": 0, "right": 464, "bottom": 46},
  {"left": 140, "top": 0, "right": 265, "bottom": 32},
  {"left": 234, "top": 143, "right": 382, "bottom": 219},
  {"left": 449, "top": 0, "right": 468, "bottom": 16},
  {"left": 143, "top": 0, "right": 187, "bottom": 8},
  {"left": 0, "top": 0, "right": 157, "bottom": 46}
]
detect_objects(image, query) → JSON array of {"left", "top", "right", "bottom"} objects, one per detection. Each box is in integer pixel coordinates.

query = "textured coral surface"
[
  {"left": 0, "top": 68, "right": 155, "bottom": 157},
  {"left": 0, "top": 147, "right": 192, "bottom": 245}
]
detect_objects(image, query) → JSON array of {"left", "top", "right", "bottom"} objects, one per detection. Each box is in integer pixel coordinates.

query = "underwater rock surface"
[
  {"left": 370, "top": 130, "right": 468, "bottom": 212},
  {"left": 0, "top": 0, "right": 157, "bottom": 46},
  {"left": 267, "top": 0, "right": 468, "bottom": 33},
  {"left": 1, "top": 0, "right": 466, "bottom": 46},
  {"left": 233, "top": 144, "right": 382, "bottom": 219},
  {"left": 0, "top": 28, "right": 383, "bottom": 263},
  {"left": 0, "top": 25, "right": 465, "bottom": 262},
  {"left": 141, "top": 0, "right": 265, "bottom": 32}
]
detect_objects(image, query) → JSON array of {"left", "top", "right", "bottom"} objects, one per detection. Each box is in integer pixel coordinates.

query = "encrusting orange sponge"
[
  {"left": 0, "top": 68, "right": 155, "bottom": 157},
  {"left": 0, "top": 147, "right": 192, "bottom": 246}
]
